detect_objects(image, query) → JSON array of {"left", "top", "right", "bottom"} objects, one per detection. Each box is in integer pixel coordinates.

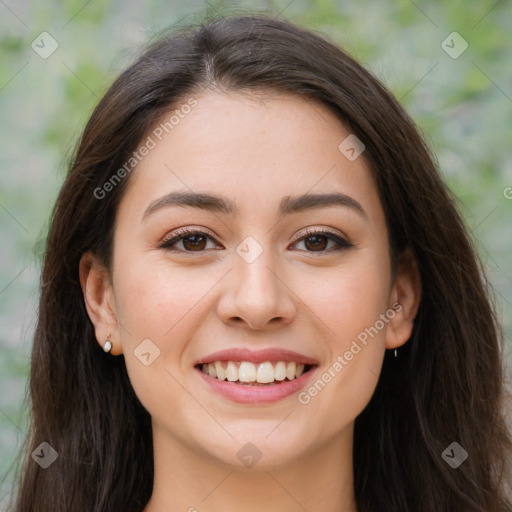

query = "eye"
[
  {"left": 290, "top": 228, "right": 353, "bottom": 253},
  {"left": 159, "top": 227, "right": 353, "bottom": 254},
  {"left": 159, "top": 228, "right": 220, "bottom": 252}
]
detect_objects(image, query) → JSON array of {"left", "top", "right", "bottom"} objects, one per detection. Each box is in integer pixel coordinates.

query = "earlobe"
[
  {"left": 385, "top": 248, "right": 422, "bottom": 350},
  {"left": 79, "top": 252, "right": 121, "bottom": 355}
]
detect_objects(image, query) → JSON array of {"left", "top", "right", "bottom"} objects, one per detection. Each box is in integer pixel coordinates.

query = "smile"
[
  {"left": 194, "top": 348, "right": 319, "bottom": 404},
  {"left": 199, "top": 360, "right": 312, "bottom": 385}
]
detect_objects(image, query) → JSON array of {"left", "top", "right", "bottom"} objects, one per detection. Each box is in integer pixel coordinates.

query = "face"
[{"left": 82, "top": 91, "right": 419, "bottom": 469}]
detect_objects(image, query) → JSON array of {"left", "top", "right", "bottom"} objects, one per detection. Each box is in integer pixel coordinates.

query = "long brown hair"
[{"left": 8, "top": 13, "right": 512, "bottom": 512}]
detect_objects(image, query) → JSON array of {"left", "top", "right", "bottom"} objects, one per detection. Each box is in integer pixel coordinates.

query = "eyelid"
[
  {"left": 291, "top": 226, "right": 348, "bottom": 244},
  {"left": 159, "top": 226, "right": 353, "bottom": 252},
  {"left": 160, "top": 225, "right": 218, "bottom": 244},
  {"left": 289, "top": 228, "right": 353, "bottom": 253}
]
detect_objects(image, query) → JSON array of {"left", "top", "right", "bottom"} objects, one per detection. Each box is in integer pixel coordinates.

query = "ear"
[
  {"left": 79, "top": 252, "right": 122, "bottom": 355},
  {"left": 385, "top": 248, "right": 422, "bottom": 350}
]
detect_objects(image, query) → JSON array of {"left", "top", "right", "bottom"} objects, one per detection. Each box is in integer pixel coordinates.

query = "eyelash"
[{"left": 159, "top": 227, "right": 353, "bottom": 254}]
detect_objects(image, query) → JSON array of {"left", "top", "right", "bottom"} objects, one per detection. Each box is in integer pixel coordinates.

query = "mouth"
[
  {"left": 194, "top": 348, "right": 319, "bottom": 403},
  {"left": 195, "top": 360, "right": 316, "bottom": 386},
  {"left": 194, "top": 348, "right": 319, "bottom": 404}
]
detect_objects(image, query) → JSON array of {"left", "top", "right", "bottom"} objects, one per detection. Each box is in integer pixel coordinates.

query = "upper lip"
[{"left": 195, "top": 348, "right": 319, "bottom": 366}]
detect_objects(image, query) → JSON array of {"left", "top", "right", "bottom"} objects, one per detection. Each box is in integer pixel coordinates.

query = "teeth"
[
  {"left": 257, "top": 362, "right": 274, "bottom": 383},
  {"left": 286, "top": 362, "right": 296, "bottom": 380},
  {"left": 215, "top": 361, "right": 226, "bottom": 381},
  {"left": 201, "top": 360, "right": 310, "bottom": 383},
  {"left": 226, "top": 361, "right": 238, "bottom": 382},
  {"left": 274, "top": 361, "right": 287, "bottom": 381},
  {"left": 239, "top": 362, "right": 256, "bottom": 382}
]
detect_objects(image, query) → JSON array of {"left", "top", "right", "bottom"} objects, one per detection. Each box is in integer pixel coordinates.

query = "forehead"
[{"left": 118, "top": 91, "right": 383, "bottom": 224}]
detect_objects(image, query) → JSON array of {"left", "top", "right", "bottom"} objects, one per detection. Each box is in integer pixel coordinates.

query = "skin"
[{"left": 80, "top": 91, "right": 421, "bottom": 512}]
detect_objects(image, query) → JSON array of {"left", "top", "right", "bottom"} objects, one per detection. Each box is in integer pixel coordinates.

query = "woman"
[{"left": 9, "top": 13, "right": 512, "bottom": 512}]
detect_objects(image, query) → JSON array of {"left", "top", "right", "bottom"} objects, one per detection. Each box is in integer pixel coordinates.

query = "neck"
[{"left": 143, "top": 421, "right": 358, "bottom": 512}]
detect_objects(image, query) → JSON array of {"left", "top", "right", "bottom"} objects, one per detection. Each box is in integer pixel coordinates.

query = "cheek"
[
  {"left": 113, "top": 255, "right": 205, "bottom": 341},
  {"left": 306, "top": 253, "right": 391, "bottom": 345},
  {"left": 297, "top": 254, "right": 390, "bottom": 421},
  {"left": 111, "top": 256, "right": 212, "bottom": 425},
  {"left": 111, "top": 254, "right": 225, "bottom": 389}
]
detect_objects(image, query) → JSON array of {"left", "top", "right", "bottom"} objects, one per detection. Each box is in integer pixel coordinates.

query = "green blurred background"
[{"left": 0, "top": 0, "right": 511, "bottom": 507}]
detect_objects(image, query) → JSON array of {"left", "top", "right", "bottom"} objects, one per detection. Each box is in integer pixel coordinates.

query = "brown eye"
[
  {"left": 303, "top": 234, "right": 329, "bottom": 251},
  {"left": 291, "top": 230, "right": 353, "bottom": 253},
  {"left": 160, "top": 228, "right": 352, "bottom": 255},
  {"left": 160, "top": 230, "right": 218, "bottom": 252},
  {"left": 179, "top": 234, "right": 208, "bottom": 251}
]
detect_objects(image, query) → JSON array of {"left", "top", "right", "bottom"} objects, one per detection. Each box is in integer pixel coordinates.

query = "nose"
[{"left": 216, "top": 244, "right": 297, "bottom": 330}]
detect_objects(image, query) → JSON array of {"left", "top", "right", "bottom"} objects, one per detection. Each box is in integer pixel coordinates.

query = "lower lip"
[{"left": 196, "top": 366, "right": 317, "bottom": 404}]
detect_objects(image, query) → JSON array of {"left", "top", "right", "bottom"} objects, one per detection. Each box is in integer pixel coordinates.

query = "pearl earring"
[
  {"left": 103, "top": 333, "right": 112, "bottom": 353},
  {"left": 394, "top": 348, "right": 398, "bottom": 358}
]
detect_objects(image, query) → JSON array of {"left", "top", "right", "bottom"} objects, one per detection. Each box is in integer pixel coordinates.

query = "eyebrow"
[{"left": 142, "top": 190, "right": 367, "bottom": 221}]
